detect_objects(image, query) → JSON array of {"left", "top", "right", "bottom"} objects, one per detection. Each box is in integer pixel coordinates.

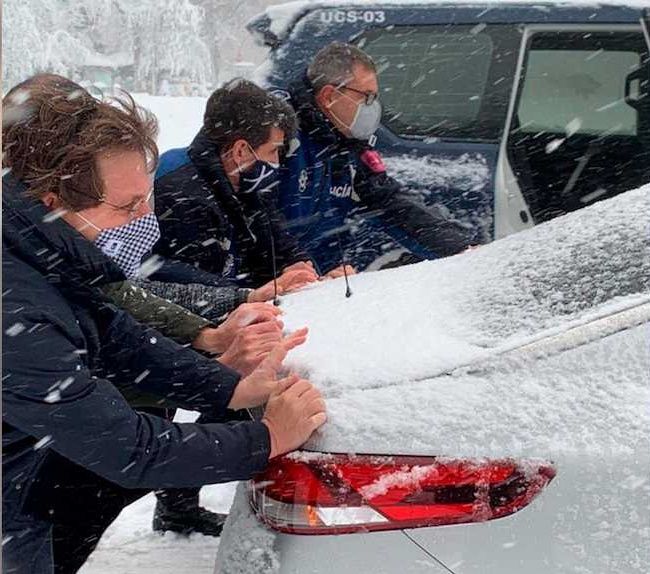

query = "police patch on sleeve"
[{"left": 359, "top": 150, "right": 386, "bottom": 174}]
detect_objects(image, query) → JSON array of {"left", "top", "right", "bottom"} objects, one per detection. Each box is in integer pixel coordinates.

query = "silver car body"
[{"left": 215, "top": 176, "right": 649, "bottom": 573}]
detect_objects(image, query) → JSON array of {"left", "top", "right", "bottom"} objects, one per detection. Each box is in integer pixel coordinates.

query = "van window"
[
  {"left": 517, "top": 33, "right": 644, "bottom": 135},
  {"left": 358, "top": 24, "right": 521, "bottom": 141},
  {"left": 508, "top": 30, "right": 650, "bottom": 223}
]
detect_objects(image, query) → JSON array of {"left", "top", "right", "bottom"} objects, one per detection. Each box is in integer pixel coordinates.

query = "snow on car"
[{"left": 215, "top": 183, "right": 650, "bottom": 574}]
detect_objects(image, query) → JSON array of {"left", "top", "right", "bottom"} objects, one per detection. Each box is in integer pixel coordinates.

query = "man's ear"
[
  {"left": 230, "top": 139, "right": 250, "bottom": 164},
  {"left": 316, "top": 85, "right": 337, "bottom": 109},
  {"left": 41, "top": 191, "right": 61, "bottom": 209}
]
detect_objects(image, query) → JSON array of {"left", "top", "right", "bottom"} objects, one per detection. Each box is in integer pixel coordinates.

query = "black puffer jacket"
[
  {"left": 2, "top": 175, "right": 271, "bottom": 570},
  {"left": 153, "top": 128, "right": 310, "bottom": 285}
]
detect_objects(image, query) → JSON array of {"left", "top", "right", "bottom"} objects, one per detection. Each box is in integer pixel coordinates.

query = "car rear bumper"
[
  {"left": 269, "top": 529, "right": 450, "bottom": 574},
  {"left": 214, "top": 483, "right": 449, "bottom": 574}
]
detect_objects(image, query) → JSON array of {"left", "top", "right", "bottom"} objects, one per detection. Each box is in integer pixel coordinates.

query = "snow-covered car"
[
  {"left": 215, "top": 183, "right": 650, "bottom": 574},
  {"left": 249, "top": 1, "right": 650, "bottom": 243}
]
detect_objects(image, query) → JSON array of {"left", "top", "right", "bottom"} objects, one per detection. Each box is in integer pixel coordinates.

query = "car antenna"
[
  {"left": 269, "top": 232, "right": 281, "bottom": 306},
  {"left": 337, "top": 234, "right": 352, "bottom": 298}
]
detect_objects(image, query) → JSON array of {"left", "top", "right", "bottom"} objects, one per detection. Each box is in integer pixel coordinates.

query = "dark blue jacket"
[
  {"left": 1, "top": 175, "right": 270, "bottom": 572},
  {"left": 153, "top": 129, "right": 310, "bottom": 286},
  {"left": 274, "top": 77, "right": 475, "bottom": 272}
]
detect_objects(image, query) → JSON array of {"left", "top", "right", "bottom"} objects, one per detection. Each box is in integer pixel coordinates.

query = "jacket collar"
[
  {"left": 187, "top": 128, "right": 257, "bottom": 242},
  {"left": 188, "top": 128, "right": 235, "bottom": 198},
  {"left": 288, "top": 75, "right": 347, "bottom": 149},
  {"left": 2, "top": 173, "right": 125, "bottom": 286}
]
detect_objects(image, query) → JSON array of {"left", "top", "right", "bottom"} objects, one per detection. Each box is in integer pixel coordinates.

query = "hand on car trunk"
[
  {"left": 218, "top": 320, "right": 287, "bottom": 376},
  {"left": 322, "top": 264, "right": 356, "bottom": 280},
  {"left": 226, "top": 328, "right": 308, "bottom": 409},
  {"left": 192, "top": 303, "right": 283, "bottom": 355},
  {"left": 248, "top": 262, "right": 318, "bottom": 302},
  {"left": 262, "top": 374, "right": 327, "bottom": 458}
]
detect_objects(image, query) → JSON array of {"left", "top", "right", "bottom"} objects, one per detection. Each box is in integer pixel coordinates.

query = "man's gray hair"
[{"left": 307, "top": 42, "right": 376, "bottom": 93}]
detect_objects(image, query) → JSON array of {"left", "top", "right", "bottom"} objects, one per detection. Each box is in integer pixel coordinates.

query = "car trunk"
[
  {"left": 302, "top": 317, "right": 649, "bottom": 572},
  {"left": 277, "top": 186, "right": 649, "bottom": 572},
  {"left": 405, "top": 451, "right": 650, "bottom": 574},
  {"left": 294, "top": 296, "right": 650, "bottom": 574},
  {"left": 282, "top": 185, "right": 649, "bottom": 401}
]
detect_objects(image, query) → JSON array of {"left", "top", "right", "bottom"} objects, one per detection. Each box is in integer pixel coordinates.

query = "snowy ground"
[
  {"left": 80, "top": 409, "right": 237, "bottom": 574},
  {"left": 79, "top": 484, "right": 235, "bottom": 574}
]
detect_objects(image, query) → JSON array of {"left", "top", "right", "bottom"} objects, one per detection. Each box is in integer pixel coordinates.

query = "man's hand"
[
  {"left": 227, "top": 328, "right": 308, "bottom": 409},
  {"left": 262, "top": 374, "right": 327, "bottom": 458},
  {"left": 192, "top": 303, "right": 284, "bottom": 355},
  {"left": 248, "top": 262, "right": 318, "bottom": 303},
  {"left": 193, "top": 303, "right": 282, "bottom": 355},
  {"left": 192, "top": 327, "right": 227, "bottom": 355},
  {"left": 219, "top": 321, "right": 286, "bottom": 376},
  {"left": 322, "top": 264, "right": 356, "bottom": 280},
  {"left": 282, "top": 261, "right": 316, "bottom": 274}
]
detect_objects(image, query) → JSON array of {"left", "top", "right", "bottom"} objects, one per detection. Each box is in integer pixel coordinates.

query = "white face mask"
[
  {"left": 77, "top": 212, "right": 161, "bottom": 279},
  {"left": 348, "top": 99, "right": 382, "bottom": 140},
  {"left": 330, "top": 90, "right": 383, "bottom": 141}
]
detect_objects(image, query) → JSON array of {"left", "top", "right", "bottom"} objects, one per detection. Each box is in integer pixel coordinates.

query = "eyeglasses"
[
  {"left": 338, "top": 86, "right": 379, "bottom": 105},
  {"left": 101, "top": 188, "right": 154, "bottom": 220},
  {"left": 70, "top": 187, "right": 154, "bottom": 221}
]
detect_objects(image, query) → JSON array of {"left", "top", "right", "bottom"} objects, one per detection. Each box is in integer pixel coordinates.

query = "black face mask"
[{"left": 239, "top": 160, "right": 281, "bottom": 197}]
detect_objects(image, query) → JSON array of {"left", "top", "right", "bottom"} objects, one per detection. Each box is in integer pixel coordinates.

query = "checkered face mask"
[{"left": 77, "top": 212, "right": 161, "bottom": 279}]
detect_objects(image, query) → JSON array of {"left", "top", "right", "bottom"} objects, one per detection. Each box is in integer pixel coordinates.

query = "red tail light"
[{"left": 249, "top": 453, "right": 556, "bottom": 535}]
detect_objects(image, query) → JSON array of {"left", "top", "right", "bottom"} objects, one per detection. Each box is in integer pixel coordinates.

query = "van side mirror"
[{"left": 625, "top": 63, "right": 649, "bottom": 111}]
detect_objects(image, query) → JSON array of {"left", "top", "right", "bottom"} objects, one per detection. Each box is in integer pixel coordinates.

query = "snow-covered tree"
[
  {"left": 66, "top": 0, "right": 131, "bottom": 55},
  {"left": 191, "top": 0, "right": 276, "bottom": 84},
  {"left": 2, "top": 0, "right": 85, "bottom": 92},
  {"left": 3, "top": 2, "right": 45, "bottom": 91},
  {"left": 129, "top": 0, "right": 213, "bottom": 93},
  {"left": 3, "top": 0, "right": 285, "bottom": 94}
]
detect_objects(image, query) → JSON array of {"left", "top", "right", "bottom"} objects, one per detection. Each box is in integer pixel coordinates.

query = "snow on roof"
[
  {"left": 384, "top": 153, "right": 490, "bottom": 197},
  {"left": 82, "top": 51, "right": 134, "bottom": 69},
  {"left": 260, "top": 0, "right": 648, "bottom": 42},
  {"left": 383, "top": 153, "right": 493, "bottom": 238},
  {"left": 281, "top": 184, "right": 650, "bottom": 457}
]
